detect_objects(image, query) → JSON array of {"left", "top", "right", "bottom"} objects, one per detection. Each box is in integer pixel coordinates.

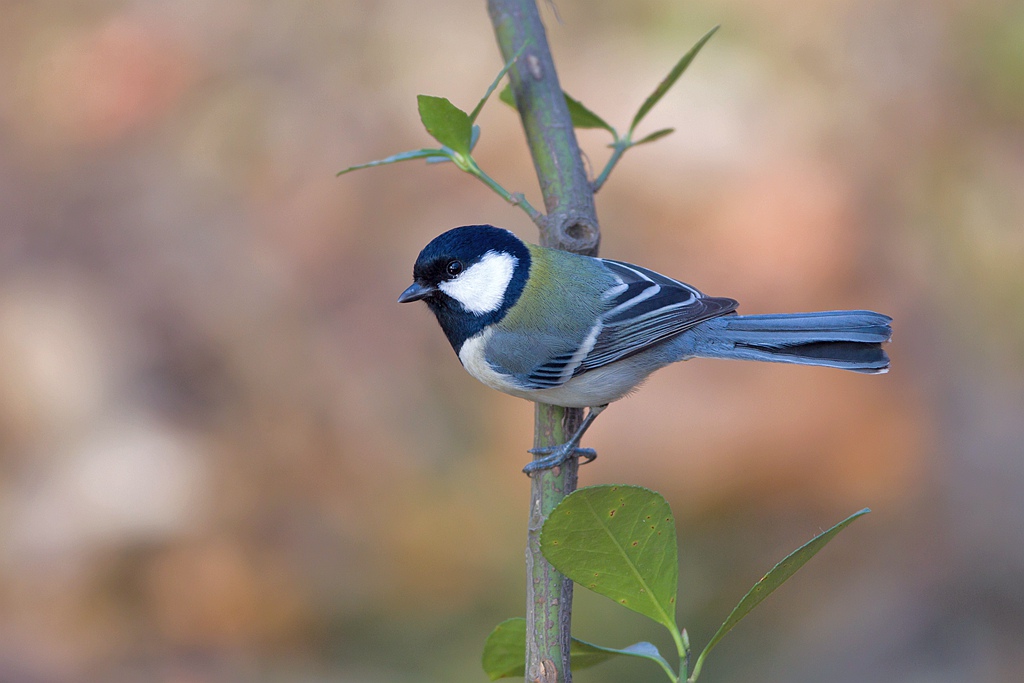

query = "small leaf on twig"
[
  {"left": 689, "top": 508, "right": 871, "bottom": 681},
  {"left": 482, "top": 618, "right": 530, "bottom": 680},
  {"left": 425, "top": 126, "right": 481, "bottom": 163},
  {"left": 336, "top": 148, "right": 449, "bottom": 176},
  {"left": 482, "top": 618, "right": 672, "bottom": 681},
  {"left": 630, "top": 25, "right": 719, "bottom": 135},
  {"left": 564, "top": 92, "right": 616, "bottom": 133},
  {"left": 500, "top": 85, "right": 616, "bottom": 135},
  {"left": 633, "top": 128, "right": 675, "bottom": 146},
  {"left": 417, "top": 95, "right": 473, "bottom": 156},
  {"left": 498, "top": 83, "right": 515, "bottom": 108}
]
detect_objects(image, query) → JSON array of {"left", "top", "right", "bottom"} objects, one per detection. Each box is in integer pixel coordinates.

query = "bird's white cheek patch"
[{"left": 439, "top": 250, "right": 517, "bottom": 315}]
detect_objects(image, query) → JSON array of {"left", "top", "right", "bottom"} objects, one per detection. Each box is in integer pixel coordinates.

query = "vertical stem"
[
  {"left": 487, "top": 0, "right": 600, "bottom": 255},
  {"left": 526, "top": 404, "right": 578, "bottom": 683},
  {"left": 487, "top": 2, "right": 601, "bottom": 682}
]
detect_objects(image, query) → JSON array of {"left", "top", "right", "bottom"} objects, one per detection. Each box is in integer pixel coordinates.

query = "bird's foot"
[
  {"left": 521, "top": 404, "right": 609, "bottom": 475},
  {"left": 523, "top": 445, "right": 597, "bottom": 474}
]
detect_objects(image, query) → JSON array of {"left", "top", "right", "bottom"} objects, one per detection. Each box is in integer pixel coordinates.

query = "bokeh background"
[{"left": 1, "top": 1, "right": 1022, "bottom": 681}]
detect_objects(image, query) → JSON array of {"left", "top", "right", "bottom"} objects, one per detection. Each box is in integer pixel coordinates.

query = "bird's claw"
[
  {"left": 523, "top": 445, "right": 597, "bottom": 474},
  {"left": 521, "top": 404, "right": 608, "bottom": 475}
]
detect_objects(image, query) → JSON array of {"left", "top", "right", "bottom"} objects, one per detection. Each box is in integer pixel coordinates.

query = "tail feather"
[{"left": 696, "top": 310, "right": 892, "bottom": 374}]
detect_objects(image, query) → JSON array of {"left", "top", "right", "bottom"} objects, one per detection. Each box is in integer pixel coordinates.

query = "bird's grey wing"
[
  {"left": 483, "top": 327, "right": 591, "bottom": 390},
  {"left": 487, "top": 259, "right": 737, "bottom": 389},
  {"left": 572, "top": 259, "right": 738, "bottom": 374}
]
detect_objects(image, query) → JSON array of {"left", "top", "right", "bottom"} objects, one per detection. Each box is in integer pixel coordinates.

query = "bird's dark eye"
[{"left": 446, "top": 260, "right": 463, "bottom": 277}]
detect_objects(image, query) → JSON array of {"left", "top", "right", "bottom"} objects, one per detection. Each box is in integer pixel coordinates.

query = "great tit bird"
[{"left": 399, "top": 225, "right": 891, "bottom": 474}]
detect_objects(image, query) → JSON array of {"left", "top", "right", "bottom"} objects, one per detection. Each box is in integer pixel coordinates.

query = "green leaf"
[
  {"left": 425, "top": 126, "right": 480, "bottom": 163},
  {"left": 482, "top": 618, "right": 672, "bottom": 681},
  {"left": 336, "top": 147, "right": 448, "bottom": 175},
  {"left": 469, "top": 47, "right": 523, "bottom": 122},
  {"left": 633, "top": 128, "right": 675, "bottom": 146},
  {"left": 567, "top": 639, "right": 620, "bottom": 672},
  {"left": 564, "top": 92, "right": 616, "bottom": 133},
  {"left": 689, "top": 508, "right": 871, "bottom": 682},
  {"left": 541, "top": 485, "right": 679, "bottom": 630},
  {"left": 499, "top": 84, "right": 616, "bottom": 134},
  {"left": 575, "top": 640, "right": 676, "bottom": 680},
  {"left": 499, "top": 82, "right": 516, "bottom": 108},
  {"left": 630, "top": 25, "right": 719, "bottom": 135},
  {"left": 417, "top": 95, "right": 473, "bottom": 156},
  {"left": 482, "top": 618, "right": 529, "bottom": 681}
]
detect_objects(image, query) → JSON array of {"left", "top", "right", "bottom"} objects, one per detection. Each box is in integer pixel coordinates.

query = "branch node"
[{"left": 543, "top": 213, "right": 600, "bottom": 255}]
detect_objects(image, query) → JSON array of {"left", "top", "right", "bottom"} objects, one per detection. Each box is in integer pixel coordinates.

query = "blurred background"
[{"left": 1, "top": 1, "right": 1022, "bottom": 681}]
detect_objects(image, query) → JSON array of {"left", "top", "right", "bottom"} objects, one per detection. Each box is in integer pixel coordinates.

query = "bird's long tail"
[{"left": 694, "top": 310, "right": 892, "bottom": 373}]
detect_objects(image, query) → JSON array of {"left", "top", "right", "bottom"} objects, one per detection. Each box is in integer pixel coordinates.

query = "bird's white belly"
[
  {"left": 459, "top": 330, "right": 670, "bottom": 408},
  {"left": 524, "top": 361, "right": 654, "bottom": 407}
]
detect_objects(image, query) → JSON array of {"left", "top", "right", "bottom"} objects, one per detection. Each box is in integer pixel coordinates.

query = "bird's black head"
[{"left": 398, "top": 225, "right": 531, "bottom": 352}]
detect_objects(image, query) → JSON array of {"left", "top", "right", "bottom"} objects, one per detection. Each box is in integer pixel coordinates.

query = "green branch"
[
  {"left": 489, "top": 0, "right": 600, "bottom": 254},
  {"left": 487, "top": 2, "right": 603, "bottom": 682}
]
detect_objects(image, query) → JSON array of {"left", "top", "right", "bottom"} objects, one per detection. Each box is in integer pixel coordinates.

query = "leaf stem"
[
  {"left": 465, "top": 157, "right": 543, "bottom": 223},
  {"left": 655, "top": 653, "right": 680, "bottom": 683},
  {"left": 681, "top": 628, "right": 691, "bottom": 681},
  {"left": 592, "top": 139, "right": 629, "bottom": 193},
  {"left": 670, "top": 625, "right": 687, "bottom": 681}
]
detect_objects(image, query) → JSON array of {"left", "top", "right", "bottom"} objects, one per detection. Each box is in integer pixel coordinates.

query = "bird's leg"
[{"left": 523, "top": 404, "right": 608, "bottom": 475}]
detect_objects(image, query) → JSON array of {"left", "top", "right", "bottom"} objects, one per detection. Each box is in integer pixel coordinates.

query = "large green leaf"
[
  {"left": 629, "top": 25, "right": 719, "bottom": 134},
  {"left": 482, "top": 618, "right": 672, "bottom": 681},
  {"left": 417, "top": 95, "right": 473, "bottom": 156},
  {"left": 541, "top": 485, "right": 679, "bottom": 630},
  {"left": 689, "top": 508, "right": 871, "bottom": 681}
]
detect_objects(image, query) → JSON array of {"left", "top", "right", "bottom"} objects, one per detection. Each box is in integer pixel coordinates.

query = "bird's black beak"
[{"left": 398, "top": 281, "right": 436, "bottom": 303}]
